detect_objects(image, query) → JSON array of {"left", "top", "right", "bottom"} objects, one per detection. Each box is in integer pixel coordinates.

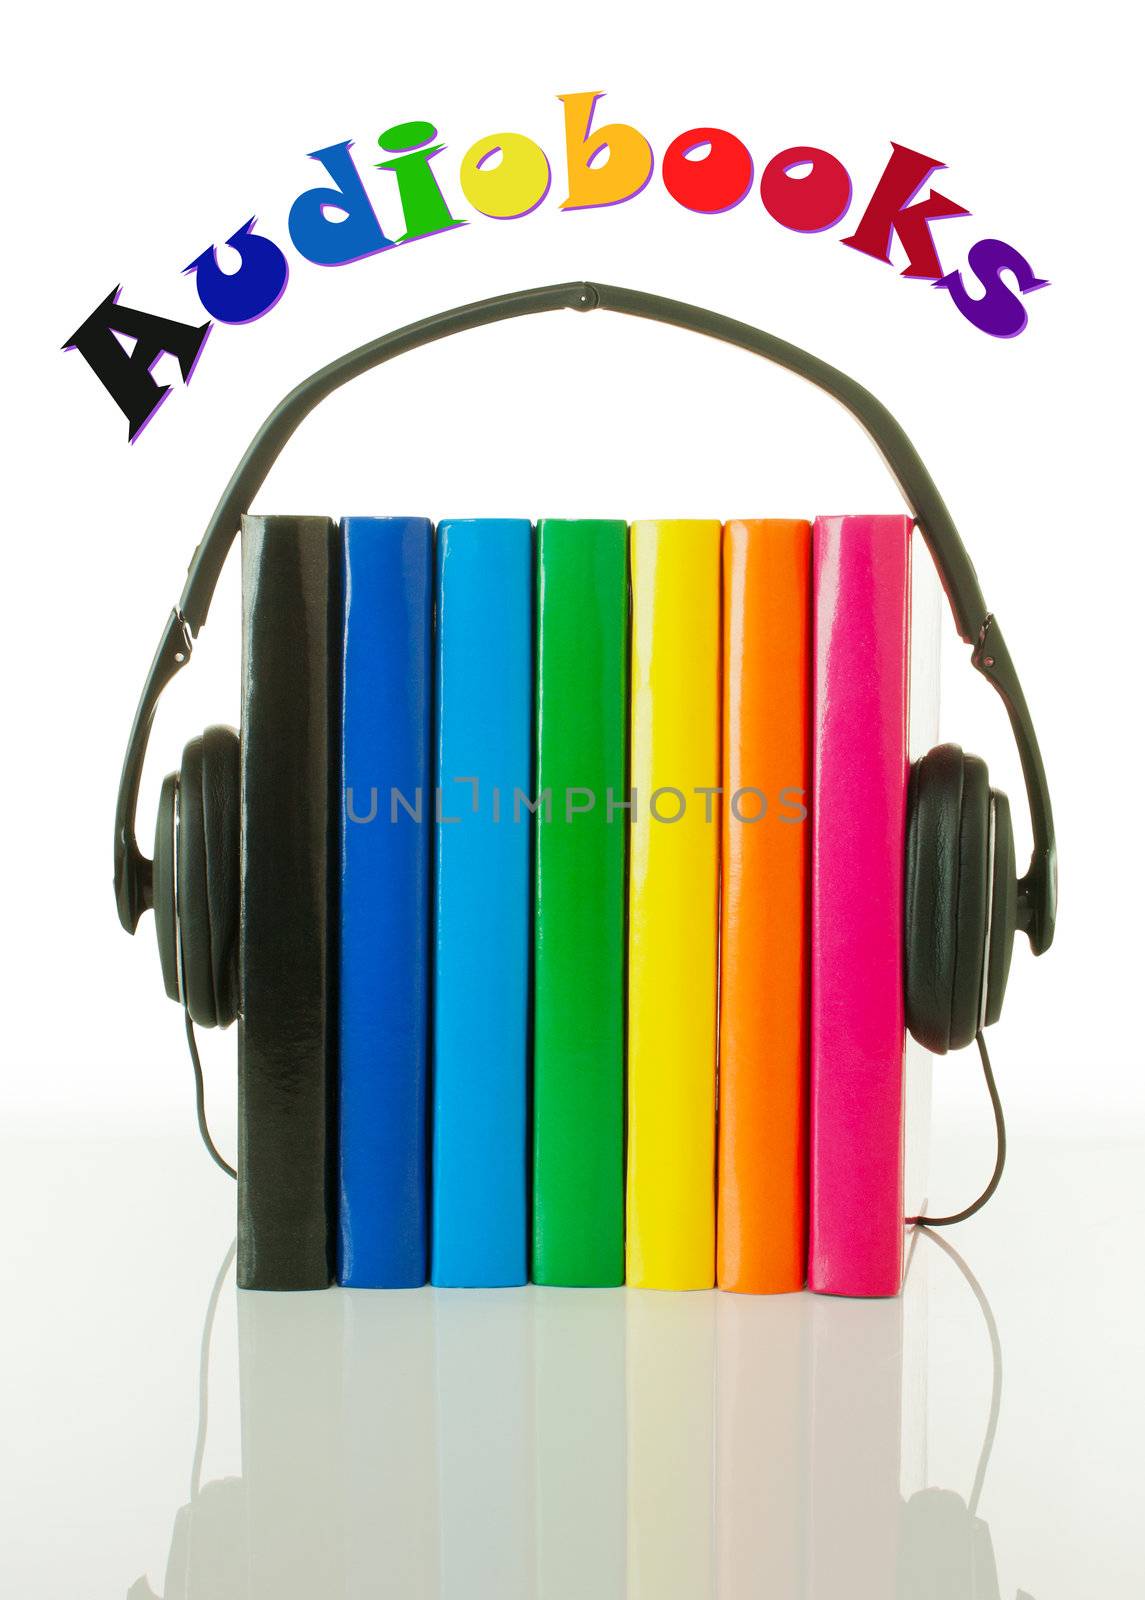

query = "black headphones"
[{"left": 113, "top": 281, "right": 1057, "bottom": 1207}]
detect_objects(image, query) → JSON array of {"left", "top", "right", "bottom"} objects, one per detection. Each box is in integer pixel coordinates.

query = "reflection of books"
[
  {"left": 238, "top": 1287, "right": 346, "bottom": 1596},
  {"left": 139, "top": 1231, "right": 1029, "bottom": 1599},
  {"left": 435, "top": 1289, "right": 535, "bottom": 1598}
]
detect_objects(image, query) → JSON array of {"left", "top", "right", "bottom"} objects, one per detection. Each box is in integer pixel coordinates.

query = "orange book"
[{"left": 717, "top": 519, "right": 811, "bottom": 1293}]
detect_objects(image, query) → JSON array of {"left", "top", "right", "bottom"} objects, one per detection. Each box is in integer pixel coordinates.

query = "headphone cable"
[
  {"left": 185, "top": 1009, "right": 237, "bottom": 1180},
  {"left": 908, "top": 1031, "right": 1005, "bottom": 1227}
]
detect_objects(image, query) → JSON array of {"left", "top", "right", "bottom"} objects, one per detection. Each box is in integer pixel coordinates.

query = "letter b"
[{"left": 559, "top": 91, "right": 653, "bottom": 210}]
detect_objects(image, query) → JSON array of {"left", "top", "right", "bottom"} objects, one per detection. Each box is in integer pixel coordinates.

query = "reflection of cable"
[
  {"left": 190, "top": 1238, "right": 237, "bottom": 1502},
  {"left": 918, "top": 1227, "right": 1002, "bottom": 1519},
  {"left": 910, "top": 1033, "right": 1006, "bottom": 1227},
  {"left": 185, "top": 1011, "right": 236, "bottom": 1179}
]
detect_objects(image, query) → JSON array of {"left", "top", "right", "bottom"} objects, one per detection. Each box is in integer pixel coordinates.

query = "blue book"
[
  {"left": 338, "top": 516, "right": 433, "bottom": 1287},
  {"left": 432, "top": 518, "right": 533, "bottom": 1286}
]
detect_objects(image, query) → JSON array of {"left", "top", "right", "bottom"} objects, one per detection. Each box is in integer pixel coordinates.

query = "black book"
[{"left": 238, "top": 514, "right": 340, "bottom": 1289}]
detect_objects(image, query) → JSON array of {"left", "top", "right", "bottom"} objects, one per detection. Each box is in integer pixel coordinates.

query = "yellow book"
[{"left": 626, "top": 519, "right": 721, "bottom": 1288}]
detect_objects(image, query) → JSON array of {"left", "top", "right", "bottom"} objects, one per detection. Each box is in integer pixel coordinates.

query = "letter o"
[
  {"left": 460, "top": 132, "right": 552, "bottom": 220},
  {"left": 650, "top": 786, "right": 687, "bottom": 823},
  {"left": 731, "top": 787, "right": 768, "bottom": 823},
  {"left": 662, "top": 127, "right": 754, "bottom": 214},
  {"left": 760, "top": 146, "right": 852, "bottom": 233}
]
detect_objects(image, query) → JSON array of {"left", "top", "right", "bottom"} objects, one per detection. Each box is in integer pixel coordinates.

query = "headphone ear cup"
[
  {"left": 906, "top": 744, "right": 993, "bottom": 1054},
  {"left": 983, "top": 789, "right": 1017, "bottom": 1028},
  {"left": 153, "top": 771, "right": 181, "bottom": 1003},
  {"left": 176, "top": 727, "right": 241, "bottom": 1029}
]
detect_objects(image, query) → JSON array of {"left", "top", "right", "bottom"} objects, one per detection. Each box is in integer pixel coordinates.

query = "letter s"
[
  {"left": 778, "top": 786, "right": 807, "bottom": 824},
  {"left": 936, "top": 238, "right": 1050, "bottom": 339}
]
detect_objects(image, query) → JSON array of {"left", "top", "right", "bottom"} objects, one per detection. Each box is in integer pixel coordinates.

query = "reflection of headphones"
[
  {"left": 898, "top": 1229, "right": 1033, "bottom": 1600},
  {"left": 113, "top": 282, "right": 1057, "bottom": 1214},
  {"left": 128, "top": 1242, "right": 245, "bottom": 1600}
]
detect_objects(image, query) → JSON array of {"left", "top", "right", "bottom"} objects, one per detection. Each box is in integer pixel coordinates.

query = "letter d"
[{"left": 288, "top": 142, "right": 393, "bottom": 266}]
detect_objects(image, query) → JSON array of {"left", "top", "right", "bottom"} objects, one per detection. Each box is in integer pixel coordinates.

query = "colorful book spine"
[
  {"left": 431, "top": 518, "right": 533, "bottom": 1287},
  {"left": 338, "top": 517, "right": 433, "bottom": 1287},
  {"left": 809, "top": 514, "right": 912, "bottom": 1297},
  {"left": 532, "top": 518, "right": 628, "bottom": 1287},
  {"left": 238, "top": 514, "right": 340, "bottom": 1291},
  {"left": 717, "top": 519, "right": 812, "bottom": 1294},
  {"left": 626, "top": 519, "right": 721, "bottom": 1290}
]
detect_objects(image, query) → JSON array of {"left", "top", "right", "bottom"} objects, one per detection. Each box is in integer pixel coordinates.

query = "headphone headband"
[{"left": 114, "top": 280, "right": 1056, "bottom": 954}]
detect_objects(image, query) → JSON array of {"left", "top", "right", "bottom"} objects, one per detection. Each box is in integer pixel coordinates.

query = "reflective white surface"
[{"left": 2, "top": 1117, "right": 1141, "bottom": 1598}]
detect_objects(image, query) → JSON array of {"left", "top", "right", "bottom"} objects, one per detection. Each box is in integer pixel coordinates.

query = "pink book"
[{"left": 809, "top": 514, "right": 920, "bottom": 1297}]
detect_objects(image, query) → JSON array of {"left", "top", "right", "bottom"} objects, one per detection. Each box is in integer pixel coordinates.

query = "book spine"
[
  {"left": 532, "top": 518, "right": 628, "bottom": 1287},
  {"left": 717, "top": 519, "right": 812, "bottom": 1293},
  {"left": 626, "top": 519, "right": 721, "bottom": 1290},
  {"left": 338, "top": 517, "right": 433, "bottom": 1287},
  {"left": 808, "top": 514, "right": 912, "bottom": 1297},
  {"left": 238, "top": 514, "right": 340, "bottom": 1290},
  {"left": 431, "top": 519, "right": 533, "bottom": 1287}
]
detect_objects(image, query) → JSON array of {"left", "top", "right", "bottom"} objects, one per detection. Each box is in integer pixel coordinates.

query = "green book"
[{"left": 532, "top": 519, "right": 628, "bottom": 1285}]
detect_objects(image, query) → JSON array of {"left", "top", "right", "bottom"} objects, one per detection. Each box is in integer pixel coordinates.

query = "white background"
[{"left": 5, "top": 0, "right": 1142, "bottom": 1162}]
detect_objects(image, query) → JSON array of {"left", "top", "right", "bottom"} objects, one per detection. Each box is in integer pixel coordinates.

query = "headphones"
[{"left": 113, "top": 281, "right": 1057, "bottom": 1208}]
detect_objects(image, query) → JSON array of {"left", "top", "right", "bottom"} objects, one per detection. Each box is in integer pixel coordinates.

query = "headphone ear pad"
[
  {"left": 153, "top": 771, "right": 181, "bottom": 1003},
  {"left": 984, "top": 789, "right": 1017, "bottom": 1028},
  {"left": 176, "top": 727, "right": 241, "bottom": 1029},
  {"left": 200, "top": 724, "right": 241, "bottom": 1027},
  {"left": 906, "top": 745, "right": 963, "bottom": 1053},
  {"left": 948, "top": 753, "right": 990, "bottom": 1052}
]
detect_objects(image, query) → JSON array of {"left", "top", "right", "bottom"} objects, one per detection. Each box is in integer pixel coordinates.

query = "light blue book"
[{"left": 431, "top": 518, "right": 533, "bottom": 1286}]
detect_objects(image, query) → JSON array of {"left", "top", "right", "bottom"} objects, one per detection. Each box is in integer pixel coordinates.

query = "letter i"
[{"left": 376, "top": 121, "right": 466, "bottom": 241}]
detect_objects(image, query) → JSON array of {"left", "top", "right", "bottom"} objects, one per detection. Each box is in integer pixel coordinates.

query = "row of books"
[{"left": 237, "top": 513, "right": 938, "bottom": 1297}]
